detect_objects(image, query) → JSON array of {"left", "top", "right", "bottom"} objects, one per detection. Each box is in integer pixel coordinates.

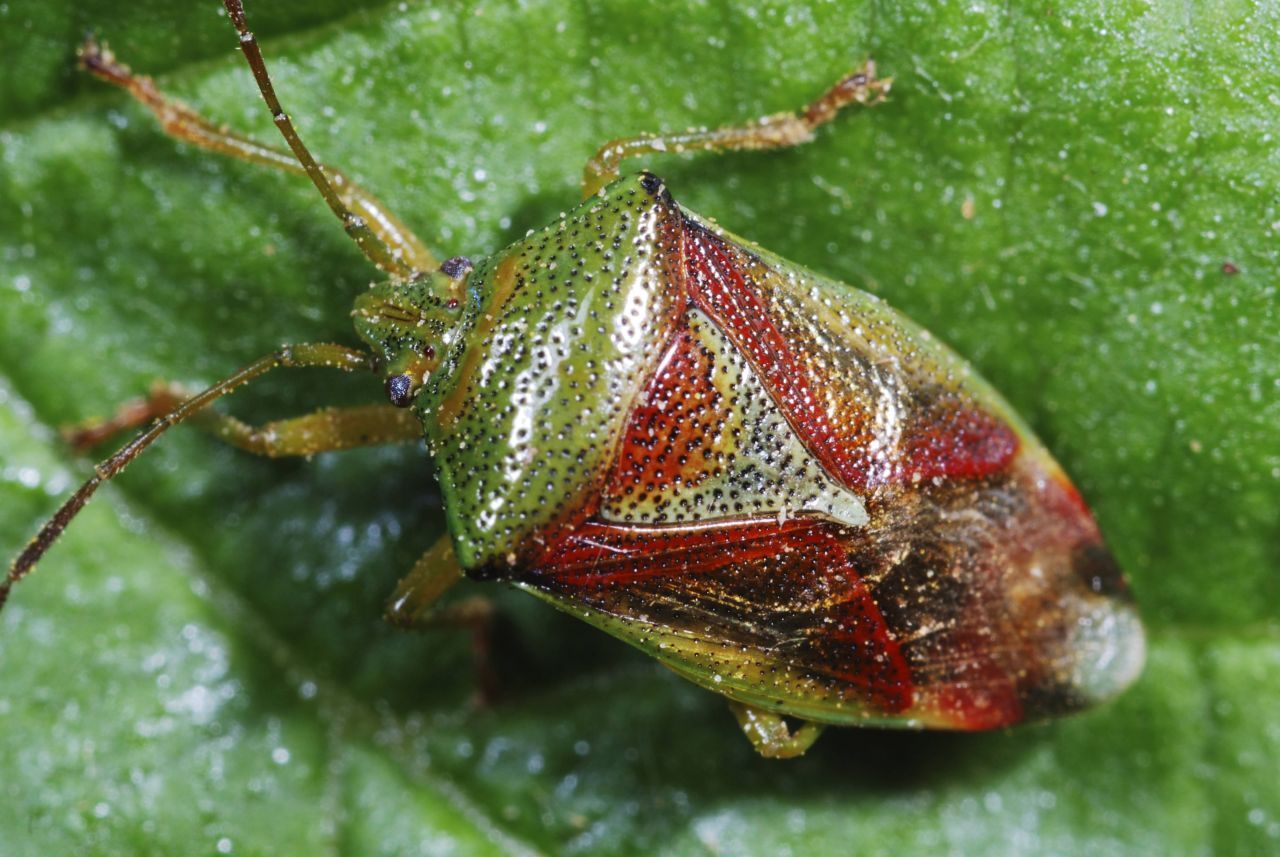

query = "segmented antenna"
[
  {"left": 220, "top": 0, "right": 413, "bottom": 278},
  {"left": 2, "top": 344, "right": 374, "bottom": 612}
]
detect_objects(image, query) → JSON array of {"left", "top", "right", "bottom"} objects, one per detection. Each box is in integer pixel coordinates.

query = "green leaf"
[{"left": 2, "top": 1, "right": 1277, "bottom": 854}]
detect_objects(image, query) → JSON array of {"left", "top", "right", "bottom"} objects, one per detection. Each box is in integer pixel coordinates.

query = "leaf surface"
[{"left": 1, "top": 1, "right": 1277, "bottom": 854}]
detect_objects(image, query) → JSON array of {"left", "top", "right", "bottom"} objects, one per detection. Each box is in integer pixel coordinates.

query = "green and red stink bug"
[{"left": 2, "top": 1, "right": 1144, "bottom": 758}]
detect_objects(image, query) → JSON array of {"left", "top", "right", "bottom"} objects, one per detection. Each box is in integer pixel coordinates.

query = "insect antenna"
[
  {"left": 219, "top": 0, "right": 418, "bottom": 279},
  {"left": 1, "top": 344, "right": 375, "bottom": 613}
]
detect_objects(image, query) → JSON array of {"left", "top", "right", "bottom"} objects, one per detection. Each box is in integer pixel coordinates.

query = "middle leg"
[
  {"left": 581, "top": 60, "right": 891, "bottom": 198},
  {"left": 386, "top": 536, "right": 501, "bottom": 703}
]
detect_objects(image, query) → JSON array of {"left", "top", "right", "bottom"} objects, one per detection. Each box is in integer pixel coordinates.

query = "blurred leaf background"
[{"left": 1, "top": 1, "right": 1277, "bottom": 854}]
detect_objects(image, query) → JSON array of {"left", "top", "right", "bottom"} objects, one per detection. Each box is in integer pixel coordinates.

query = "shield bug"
[{"left": 3, "top": 1, "right": 1144, "bottom": 759}]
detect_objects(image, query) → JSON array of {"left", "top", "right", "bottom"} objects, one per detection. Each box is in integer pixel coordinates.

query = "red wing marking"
[
  {"left": 681, "top": 224, "right": 875, "bottom": 489},
  {"left": 913, "top": 629, "right": 1025, "bottom": 730},
  {"left": 903, "top": 402, "right": 1020, "bottom": 482},
  {"left": 529, "top": 518, "right": 914, "bottom": 712},
  {"left": 601, "top": 324, "right": 728, "bottom": 507},
  {"left": 680, "top": 220, "right": 1018, "bottom": 489}
]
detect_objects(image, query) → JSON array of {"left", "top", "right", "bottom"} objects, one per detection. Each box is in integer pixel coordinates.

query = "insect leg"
[
  {"left": 385, "top": 535, "right": 469, "bottom": 627},
  {"left": 581, "top": 60, "right": 891, "bottom": 198},
  {"left": 65, "top": 384, "right": 422, "bottom": 458},
  {"left": 61, "top": 382, "right": 188, "bottom": 451},
  {"left": 196, "top": 405, "right": 423, "bottom": 457},
  {"left": 78, "top": 21, "right": 437, "bottom": 279},
  {"left": 2, "top": 343, "right": 376, "bottom": 611},
  {"left": 728, "top": 701, "right": 826, "bottom": 759},
  {"left": 386, "top": 536, "right": 500, "bottom": 702}
]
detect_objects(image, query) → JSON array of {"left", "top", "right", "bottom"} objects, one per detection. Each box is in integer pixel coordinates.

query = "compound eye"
[{"left": 385, "top": 374, "right": 416, "bottom": 408}]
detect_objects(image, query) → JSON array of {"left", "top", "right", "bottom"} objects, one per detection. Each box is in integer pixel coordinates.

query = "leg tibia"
[{"left": 63, "top": 382, "right": 187, "bottom": 451}]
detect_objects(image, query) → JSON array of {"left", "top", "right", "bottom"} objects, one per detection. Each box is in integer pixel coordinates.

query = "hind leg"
[{"left": 729, "top": 701, "right": 825, "bottom": 759}]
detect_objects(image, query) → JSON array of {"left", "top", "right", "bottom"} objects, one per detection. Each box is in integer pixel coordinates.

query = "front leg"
[
  {"left": 4, "top": 343, "right": 376, "bottom": 609},
  {"left": 80, "top": 19, "right": 438, "bottom": 279},
  {"left": 65, "top": 382, "right": 422, "bottom": 457}
]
